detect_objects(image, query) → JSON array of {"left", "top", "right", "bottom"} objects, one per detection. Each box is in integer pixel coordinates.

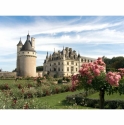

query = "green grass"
[
  {"left": 88, "top": 92, "right": 124, "bottom": 100},
  {"left": 26, "top": 90, "right": 94, "bottom": 109}
]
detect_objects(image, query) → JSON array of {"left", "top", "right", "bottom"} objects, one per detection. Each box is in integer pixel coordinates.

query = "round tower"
[{"left": 18, "top": 34, "right": 37, "bottom": 77}]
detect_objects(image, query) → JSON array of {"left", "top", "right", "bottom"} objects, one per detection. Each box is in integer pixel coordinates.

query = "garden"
[
  {"left": 1, "top": 57, "right": 124, "bottom": 109},
  {"left": 0, "top": 76, "right": 84, "bottom": 109}
]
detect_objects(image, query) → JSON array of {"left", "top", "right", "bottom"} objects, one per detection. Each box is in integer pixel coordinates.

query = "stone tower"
[{"left": 16, "top": 33, "right": 37, "bottom": 77}]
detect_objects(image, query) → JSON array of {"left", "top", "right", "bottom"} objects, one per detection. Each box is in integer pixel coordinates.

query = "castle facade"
[{"left": 43, "top": 47, "right": 96, "bottom": 77}]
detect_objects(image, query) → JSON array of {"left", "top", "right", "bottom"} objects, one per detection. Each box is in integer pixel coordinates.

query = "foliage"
[
  {"left": 72, "top": 57, "right": 124, "bottom": 95},
  {"left": 36, "top": 66, "right": 43, "bottom": 71},
  {"left": 72, "top": 57, "right": 124, "bottom": 109},
  {"left": 54, "top": 74, "right": 59, "bottom": 78},
  {"left": 12, "top": 68, "right": 16, "bottom": 72},
  {"left": 58, "top": 79, "right": 62, "bottom": 84},
  {"left": 66, "top": 92, "right": 124, "bottom": 109},
  {"left": 103, "top": 56, "right": 124, "bottom": 72},
  {"left": 0, "top": 78, "right": 75, "bottom": 109}
]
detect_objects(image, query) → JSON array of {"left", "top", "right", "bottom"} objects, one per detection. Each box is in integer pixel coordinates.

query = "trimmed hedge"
[{"left": 66, "top": 92, "right": 124, "bottom": 109}]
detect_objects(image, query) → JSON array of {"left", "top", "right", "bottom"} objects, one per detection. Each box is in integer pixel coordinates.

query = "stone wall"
[
  {"left": 36, "top": 72, "right": 43, "bottom": 77},
  {"left": 0, "top": 72, "right": 17, "bottom": 78}
]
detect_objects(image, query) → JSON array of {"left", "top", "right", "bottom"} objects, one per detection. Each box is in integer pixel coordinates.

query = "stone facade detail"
[{"left": 43, "top": 47, "right": 96, "bottom": 77}]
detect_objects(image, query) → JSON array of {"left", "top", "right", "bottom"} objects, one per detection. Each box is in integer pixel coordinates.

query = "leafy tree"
[
  {"left": 12, "top": 68, "right": 17, "bottom": 72},
  {"left": 103, "top": 56, "right": 124, "bottom": 72},
  {"left": 36, "top": 66, "right": 43, "bottom": 71},
  {"left": 72, "top": 57, "right": 124, "bottom": 109}
]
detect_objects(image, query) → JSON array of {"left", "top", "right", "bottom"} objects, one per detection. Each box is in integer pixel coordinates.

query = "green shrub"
[
  {"left": 66, "top": 78, "right": 70, "bottom": 82},
  {"left": 63, "top": 77, "right": 66, "bottom": 80},
  {"left": 54, "top": 74, "right": 58, "bottom": 78},
  {"left": 58, "top": 79, "right": 62, "bottom": 84}
]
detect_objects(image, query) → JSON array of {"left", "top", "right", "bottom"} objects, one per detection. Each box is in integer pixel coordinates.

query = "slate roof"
[
  {"left": 21, "top": 40, "right": 35, "bottom": 52},
  {"left": 17, "top": 40, "right": 23, "bottom": 46}
]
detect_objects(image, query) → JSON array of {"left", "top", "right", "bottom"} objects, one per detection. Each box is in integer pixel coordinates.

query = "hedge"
[{"left": 66, "top": 92, "right": 124, "bottom": 109}]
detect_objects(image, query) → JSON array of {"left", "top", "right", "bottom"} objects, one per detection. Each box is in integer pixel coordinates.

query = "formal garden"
[
  {"left": 1, "top": 57, "right": 124, "bottom": 109},
  {"left": 0, "top": 76, "right": 76, "bottom": 109}
]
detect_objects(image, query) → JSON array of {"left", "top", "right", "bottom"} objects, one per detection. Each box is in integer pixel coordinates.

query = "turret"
[
  {"left": 46, "top": 52, "right": 48, "bottom": 62},
  {"left": 17, "top": 38, "right": 23, "bottom": 53},
  {"left": 31, "top": 37, "right": 35, "bottom": 49},
  {"left": 78, "top": 52, "right": 81, "bottom": 68},
  {"left": 17, "top": 38, "right": 23, "bottom": 76},
  {"left": 27, "top": 33, "right": 30, "bottom": 41},
  {"left": 63, "top": 46, "right": 65, "bottom": 60},
  {"left": 49, "top": 54, "right": 52, "bottom": 60}
]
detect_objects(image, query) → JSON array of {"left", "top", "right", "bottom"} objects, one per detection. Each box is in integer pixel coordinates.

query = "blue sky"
[{"left": 1, "top": 16, "right": 124, "bottom": 71}]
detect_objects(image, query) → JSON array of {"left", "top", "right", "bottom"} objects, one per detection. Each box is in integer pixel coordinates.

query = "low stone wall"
[
  {"left": 0, "top": 72, "right": 17, "bottom": 78},
  {"left": 36, "top": 72, "right": 43, "bottom": 77}
]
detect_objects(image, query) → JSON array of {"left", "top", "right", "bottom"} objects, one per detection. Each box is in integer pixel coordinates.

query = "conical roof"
[
  {"left": 17, "top": 39, "right": 23, "bottom": 46},
  {"left": 21, "top": 40, "right": 35, "bottom": 52}
]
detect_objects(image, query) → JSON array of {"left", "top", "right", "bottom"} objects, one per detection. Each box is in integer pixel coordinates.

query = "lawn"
[{"left": 25, "top": 89, "right": 94, "bottom": 109}]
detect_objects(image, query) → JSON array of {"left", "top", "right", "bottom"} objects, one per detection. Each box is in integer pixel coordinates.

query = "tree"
[
  {"left": 103, "top": 56, "right": 124, "bottom": 72},
  {"left": 72, "top": 57, "right": 124, "bottom": 109},
  {"left": 12, "top": 68, "right": 16, "bottom": 72},
  {"left": 36, "top": 66, "right": 43, "bottom": 71}
]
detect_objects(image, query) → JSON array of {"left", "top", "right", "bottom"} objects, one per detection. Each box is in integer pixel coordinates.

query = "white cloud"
[{"left": 1, "top": 16, "right": 124, "bottom": 71}]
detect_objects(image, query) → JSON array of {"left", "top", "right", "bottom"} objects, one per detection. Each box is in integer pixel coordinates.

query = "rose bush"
[{"left": 72, "top": 57, "right": 124, "bottom": 109}]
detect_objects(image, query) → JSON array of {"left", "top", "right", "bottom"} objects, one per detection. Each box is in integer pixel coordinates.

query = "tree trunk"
[{"left": 99, "top": 88, "right": 105, "bottom": 109}]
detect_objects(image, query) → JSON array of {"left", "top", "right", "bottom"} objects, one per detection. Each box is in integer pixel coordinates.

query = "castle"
[
  {"left": 43, "top": 47, "right": 96, "bottom": 77},
  {"left": 16, "top": 33, "right": 37, "bottom": 77},
  {"left": 16, "top": 34, "right": 96, "bottom": 78}
]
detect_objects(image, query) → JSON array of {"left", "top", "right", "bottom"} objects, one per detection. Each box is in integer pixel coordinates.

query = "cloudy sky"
[{"left": 0, "top": 16, "right": 124, "bottom": 71}]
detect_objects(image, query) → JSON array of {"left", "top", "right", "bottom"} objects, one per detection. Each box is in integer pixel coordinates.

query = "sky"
[{"left": 1, "top": 16, "right": 124, "bottom": 71}]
